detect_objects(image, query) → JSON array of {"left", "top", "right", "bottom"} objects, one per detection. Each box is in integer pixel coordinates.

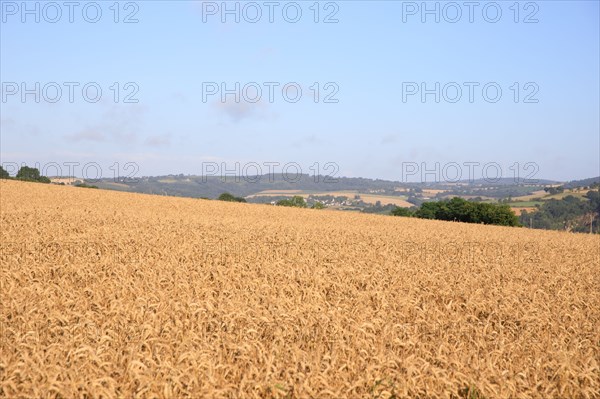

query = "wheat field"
[{"left": 1, "top": 179, "right": 599, "bottom": 398}]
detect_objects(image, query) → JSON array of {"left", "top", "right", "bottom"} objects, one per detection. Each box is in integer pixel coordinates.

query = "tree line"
[
  {"left": 0, "top": 165, "right": 51, "bottom": 183},
  {"left": 391, "top": 197, "right": 521, "bottom": 227},
  {"left": 519, "top": 190, "right": 599, "bottom": 233},
  {"left": 217, "top": 193, "right": 326, "bottom": 209}
]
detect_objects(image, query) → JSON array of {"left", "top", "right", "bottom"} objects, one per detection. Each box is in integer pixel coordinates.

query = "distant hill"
[
  {"left": 91, "top": 173, "right": 561, "bottom": 200},
  {"left": 457, "top": 177, "right": 558, "bottom": 186},
  {"left": 94, "top": 174, "right": 406, "bottom": 199},
  {"left": 563, "top": 176, "right": 600, "bottom": 189}
]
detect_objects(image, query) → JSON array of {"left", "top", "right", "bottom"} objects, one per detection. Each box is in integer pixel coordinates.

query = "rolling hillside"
[{"left": 1, "top": 180, "right": 599, "bottom": 398}]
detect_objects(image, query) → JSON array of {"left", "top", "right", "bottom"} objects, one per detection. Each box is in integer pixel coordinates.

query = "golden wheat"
[{"left": 1, "top": 179, "right": 599, "bottom": 398}]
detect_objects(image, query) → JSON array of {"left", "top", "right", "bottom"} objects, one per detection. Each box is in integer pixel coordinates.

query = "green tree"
[
  {"left": 217, "top": 192, "right": 246, "bottom": 203},
  {"left": 413, "top": 197, "right": 520, "bottom": 227},
  {"left": 390, "top": 207, "right": 413, "bottom": 217},
  {"left": 276, "top": 196, "right": 307, "bottom": 208},
  {"left": 15, "top": 166, "right": 50, "bottom": 183},
  {"left": 414, "top": 201, "right": 440, "bottom": 219},
  {"left": 218, "top": 192, "right": 235, "bottom": 201},
  {"left": 311, "top": 201, "right": 325, "bottom": 209},
  {"left": 585, "top": 189, "right": 600, "bottom": 213},
  {"left": 16, "top": 166, "right": 41, "bottom": 181},
  {"left": 445, "top": 197, "right": 474, "bottom": 222},
  {"left": 0, "top": 165, "right": 10, "bottom": 179}
]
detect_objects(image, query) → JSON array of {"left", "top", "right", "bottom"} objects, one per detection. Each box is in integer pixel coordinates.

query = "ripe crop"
[{"left": 1, "top": 180, "right": 599, "bottom": 398}]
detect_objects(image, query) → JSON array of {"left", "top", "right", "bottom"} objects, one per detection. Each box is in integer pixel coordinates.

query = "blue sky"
[{"left": 1, "top": 0, "right": 599, "bottom": 182}]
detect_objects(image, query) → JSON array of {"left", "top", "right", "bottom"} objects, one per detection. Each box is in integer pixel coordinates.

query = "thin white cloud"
[{"left": 65, "top": 129, "right": 106, "bottom": 142}]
